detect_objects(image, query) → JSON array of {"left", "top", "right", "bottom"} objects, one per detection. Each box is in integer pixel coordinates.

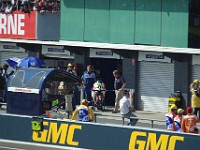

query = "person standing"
[
  {"left": 190, "top": 79, "right": 200, "bottom": 119},
  {"left": 119, "top": 90, "right": 137, "bottom": 126},
  {"left": 174, "top": 108, "right": 184, "bottom": 132},
  {"left": 72, "top": 99, "right": 95, "bottom": 122},
  {"left": 112, "top": 70, "right": 126, "bottom": 113},
  {"left": 58, "top": 81, "right": 74, "bottom": 114},
  {"left": 81, "top": 65, "right": 96, "bottom": 102},
  {"left": 165, "top": 105, "right": 177, "bottom": 131},
  {"left": 67, "top": 63, "right": 79, "bottom": 110},
  {"left": 2, "top": 64, "right": 9, "bottom": 103},
  {"left": 181, "top": 107, "right": 200, "bottom": 134},
  {"left": 67, "top": 63, "right": 77, "bottom": 76}
]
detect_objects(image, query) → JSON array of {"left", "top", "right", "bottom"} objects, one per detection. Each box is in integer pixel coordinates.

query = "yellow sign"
[
  {"left": 32, "top": 122, "right": 82, "bottom": 146},
  {"left": 129, "top": 131, "right": 184, "bottom": 150}
]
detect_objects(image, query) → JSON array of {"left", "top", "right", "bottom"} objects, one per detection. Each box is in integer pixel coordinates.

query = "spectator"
[
  {"left": 0, "top": 2, "right": 6, "bottom": 13},
  {"left": 33, "top": 0, "right": 40, "bottom": 11},
  {"left": 51, "top": 0, "right": 59, "bottom": 13},
  {"left": 190, "top": 79, "right": 200, "bottom": 119},
  {"left": 5, "top": 1, "right": 12, "bottom": 14},
  {"left": 40, "top": 0, "right": 52, "bottom": 14},
  {"left": 112, "top": 70, "right": 126, "bottom": 113},
  {"left": 119, "top": 90, "right": 137, "bottom": 126},
  {"left": 12, "top": 0, "right": 21, "bottom": 11},
  {"left": 71, "top": 99, "right": 95, "bottom": 122},
  {"left": 174, "top": 108, "right": 184, "bottom": 132},
  {"left": 20, "top": 2, "right": 30, "bottom": 13},
  {"left": 181, "top": 107, "right": 200, "bottom": 134},
  {"left": 81, "top": 65, "right": 96, "bottom": 102},
  {"left": 165, "top": 104, "right": 177, "bottom": 131}
]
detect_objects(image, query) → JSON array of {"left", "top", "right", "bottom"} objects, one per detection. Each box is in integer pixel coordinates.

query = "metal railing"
[
  {"left": 93, "top": 113, "right": 165, "bottom": 128},
  {"left": 122, "top": 116, "right": 165, "bottom": 128}
]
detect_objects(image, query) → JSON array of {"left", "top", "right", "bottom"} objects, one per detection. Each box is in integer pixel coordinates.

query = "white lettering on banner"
[{"left": 0, "top": 13, "right": 25, "bottom": 35}]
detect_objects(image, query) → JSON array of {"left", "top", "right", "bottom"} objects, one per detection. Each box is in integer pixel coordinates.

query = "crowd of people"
[
  {"left": 166, "top": 104, "right": 200, "bottom": 134},
  {"left": 41, "top": 63, "right": 129, "bottom": 123},
  {"left": 165, "top": 79, "right": 200, "bottom": 134},
  {"left": 0, "top": 0, "right": 60, "bottom": 14}
]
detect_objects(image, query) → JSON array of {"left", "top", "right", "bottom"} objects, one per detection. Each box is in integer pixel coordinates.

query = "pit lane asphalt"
[{"left": 0, "top": 105, "right": 166, "bottom": 130}]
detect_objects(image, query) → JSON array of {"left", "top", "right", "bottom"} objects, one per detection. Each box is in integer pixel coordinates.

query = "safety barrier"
[{"left": 0, "top": 113, "right": 200, "bottom": 150}]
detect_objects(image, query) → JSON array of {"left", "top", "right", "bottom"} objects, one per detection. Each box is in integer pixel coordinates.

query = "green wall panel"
[
  {"left": 135, "top": 0, "right": 161, "bottom": 45},
  {"left": 60, "top": 0, "right": 84, "bottom": 41},
  {"left": 84, "top": 0, "right": 109, "bottom": 43},
  {"left": 161, "top": 0, "right": 188, "bottom": 48},
  {"left": 109, "top": 0, "right": 135, "bottom": 44}
]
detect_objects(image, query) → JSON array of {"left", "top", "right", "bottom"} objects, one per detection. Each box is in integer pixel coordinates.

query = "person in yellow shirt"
[
  {"left": 72, "top": 99, "right": 95, "bottom": 122},
  {"left": 190, "top": 79, "right": 200, "bottom": 119},
  {"left": 181, "top": 107, "right": 200, "bottom": 134}
]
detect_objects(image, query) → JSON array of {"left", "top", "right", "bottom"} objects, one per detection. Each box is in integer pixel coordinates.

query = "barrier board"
[{"left": 0, "top": 114, "right": 200, "bottom": 150}]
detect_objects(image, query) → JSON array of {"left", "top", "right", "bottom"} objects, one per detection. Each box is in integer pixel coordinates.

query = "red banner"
[{"left": 0, "top": 11, "right": 36, "bottom": 39}]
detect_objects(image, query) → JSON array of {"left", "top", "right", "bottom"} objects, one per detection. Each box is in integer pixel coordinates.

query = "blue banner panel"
[{"left": 1, "top": 114, "right": 200, "bottom": 150}]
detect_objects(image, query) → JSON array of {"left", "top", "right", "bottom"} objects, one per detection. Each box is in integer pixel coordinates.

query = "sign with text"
[
  {"left": 1, "top": 115, "right": 200, "bottom": 150},
  {"left": 0, "top": 42, "right": 25, "bottom": 52},
  {"left": 42, "top": 45, "right": 74, "bottom": 58},
  {"left": 138, "top": 51, "right": 171, "bottom": 63},
  {"left": 90, "top": 48, "right": 120, "bottom": 59},
  {"left": 0, "top": 11, "right": 36, "bottom": 39}
]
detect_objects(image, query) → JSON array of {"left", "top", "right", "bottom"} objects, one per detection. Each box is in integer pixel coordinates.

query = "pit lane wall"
[{"left": 0, "top": 113, "right": 200, "bottom": 150}]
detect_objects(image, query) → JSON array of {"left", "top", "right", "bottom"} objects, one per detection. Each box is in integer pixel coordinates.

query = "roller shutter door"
[
  {"left": 191, "top": 65, "right": 200, "bottom": 83},
  {"left": 137, "top": 61, "right": 174, "bottom": 112}
]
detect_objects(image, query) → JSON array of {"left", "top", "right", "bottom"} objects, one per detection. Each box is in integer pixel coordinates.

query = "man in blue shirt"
[{"left": 81, "top": 65, "right": 96, "bottom": 102}]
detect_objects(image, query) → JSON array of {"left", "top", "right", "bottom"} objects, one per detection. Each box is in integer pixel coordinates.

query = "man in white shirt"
[{"left": 119, "top": 90, "right": 137, "bottom": 126}]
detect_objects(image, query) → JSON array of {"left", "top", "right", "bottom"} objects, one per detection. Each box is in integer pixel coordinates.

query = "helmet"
[
  {"left": 96, "top": 80, "right": 103, "bottom": 88},
  {"left": 68, "top": 63, "right": 73, "bottom": 67},
  {"left": 193, "top": 79, "right": 199, "bottom": 85}
]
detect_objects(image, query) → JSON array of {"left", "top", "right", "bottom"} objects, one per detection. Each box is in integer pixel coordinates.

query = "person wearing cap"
[
  {"left": 71, "top": 99, "right": 95, "bottom": 122},
  {"left": 119, "top": 90, "right": 137, "bottom": 126},
  {"left": 58, "top": 81, "right": 74, "bottom": 113},
  {"left": 165, "top": 104, "right": 177, "bottom": 131},
  {"left": 190, "top": 79, "right": 200, "bottom": 119},
  {"left": 181, "top": 107, "right": 200, "bottom": 134},
  {"left": 112, "top": 70, "right": 126, "bottom": 113},
  {"left": 67, "top": 63, "right": 77, "bottom": 76},
  {"left": 174, "top": 108, "right": 184, "bottom": 132}
]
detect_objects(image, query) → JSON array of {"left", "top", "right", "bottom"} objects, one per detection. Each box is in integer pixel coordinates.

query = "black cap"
[{"left": 123, "top": 90, "right": 130, "bottom": 95}]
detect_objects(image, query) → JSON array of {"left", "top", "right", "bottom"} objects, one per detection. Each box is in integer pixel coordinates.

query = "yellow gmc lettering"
[
  {"left": 129, "top": 131, "right": 184, "bottom": 150},
  {"left": 32, "top": 122, "right": 82, "bottom": 146}
]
